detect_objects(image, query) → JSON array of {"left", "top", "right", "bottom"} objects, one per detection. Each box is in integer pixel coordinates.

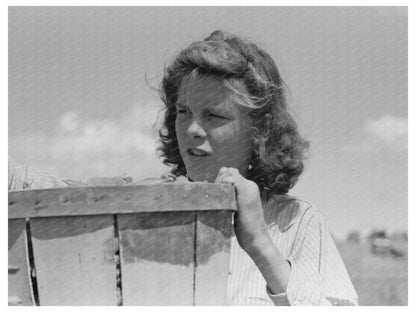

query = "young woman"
[{"left": 157, "top": 30, "right": 358, "bottom": 306}]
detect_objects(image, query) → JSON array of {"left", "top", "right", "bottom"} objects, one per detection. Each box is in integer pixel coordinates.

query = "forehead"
[{"left": 177, "top": 74, "right": 233, "bottom": 108}]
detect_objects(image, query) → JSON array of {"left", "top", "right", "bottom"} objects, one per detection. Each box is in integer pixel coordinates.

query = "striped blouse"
[{"left": 227, "top": 194, "right": 359, "bottom": 306}]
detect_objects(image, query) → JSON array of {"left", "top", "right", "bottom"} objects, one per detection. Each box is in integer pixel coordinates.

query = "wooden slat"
[
  {"left": 8, "top": 219, "right": 34, "bottom": 306},
  {"left": 194, "top": 211, "right": 234, "bottom": 305},
  {"left": 9, "top": 183, "right": 236, "bottom": 219},
  {"left": 118, "top": 212, "right": 195, "bottom": 305},
  {"left": 30, "top": 215, "right": 117, "bottom": 305}
]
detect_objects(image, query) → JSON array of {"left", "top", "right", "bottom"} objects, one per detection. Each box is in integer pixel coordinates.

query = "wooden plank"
[
  {"left": 9, "top": 183, "right": 236, "bottom": 219},
  {"left": 118, "top": 211, "right": 195, "bottom": 305},
  {"left": 87, "top": 176, "right": 133, "bottom": 185},
  {"left": 30, "top": 215, "right": 117, "bottom": 305},
  {"left": 8, "top": 219, "right": 34, "bottom": 306},
  {"left": 194, "top": 210, "right": 234, "bottom": 305}
]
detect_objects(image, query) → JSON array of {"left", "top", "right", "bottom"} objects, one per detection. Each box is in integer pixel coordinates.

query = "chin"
[{"left": 186, "top": 171, "right": 215, "bottom": 183}]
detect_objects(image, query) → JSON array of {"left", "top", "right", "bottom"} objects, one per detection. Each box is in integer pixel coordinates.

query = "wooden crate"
[{"left": 8, "top": 183, "right": 236, "bottom": 306}]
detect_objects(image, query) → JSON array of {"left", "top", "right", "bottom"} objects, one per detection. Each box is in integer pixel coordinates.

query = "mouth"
[{"left": 187, "top": 148, "right": 210, "bottom": 157}]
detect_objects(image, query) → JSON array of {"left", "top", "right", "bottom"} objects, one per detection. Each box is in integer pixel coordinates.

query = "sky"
[{"left": 8, "top": 6, "right": 407, "bottom": 239}]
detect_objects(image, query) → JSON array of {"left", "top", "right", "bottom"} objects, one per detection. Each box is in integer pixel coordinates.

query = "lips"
[{"left": 187, "top": 148, "right": 209, "bottom": 157}]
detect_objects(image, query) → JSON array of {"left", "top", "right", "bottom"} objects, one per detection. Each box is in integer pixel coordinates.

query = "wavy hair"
[{"left": 158, "top": 30, "right": 309, "bottom": 199}]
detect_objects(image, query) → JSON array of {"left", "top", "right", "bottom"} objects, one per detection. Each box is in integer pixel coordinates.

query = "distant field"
[{"left": 336, "top": 241, "right": 408, "bottom": 306}]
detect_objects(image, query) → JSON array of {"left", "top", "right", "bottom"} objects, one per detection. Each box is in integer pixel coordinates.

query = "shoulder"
[{"left": 264, "top": 194, "right": 325, "bottom": 233}]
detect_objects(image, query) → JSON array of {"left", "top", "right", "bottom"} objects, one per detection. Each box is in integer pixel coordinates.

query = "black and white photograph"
[{"left": 8, "top": 5, "right": 408, "bottom": 306}]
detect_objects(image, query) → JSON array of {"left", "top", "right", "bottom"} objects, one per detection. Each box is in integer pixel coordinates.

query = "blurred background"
[{"left": 8, "top": 7, "right": 407, "bottom": 305}]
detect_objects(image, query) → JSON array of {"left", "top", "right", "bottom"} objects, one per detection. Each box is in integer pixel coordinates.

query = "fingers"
[
  {"left": 219, "top": 175, "right": 237, "bottom": 186},
  {"left": 214, "top": 167, "right": 226, "bottom": 184},
  {"left": 214, "top": 167, "right": 241, "bottom": 185}
]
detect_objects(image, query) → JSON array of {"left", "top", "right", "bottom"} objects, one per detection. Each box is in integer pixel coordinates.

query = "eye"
[
  {"left": 176, "top": 106, "right": 190, "bottom": 114},
  {"left": 209, "top": 112, "right": 227, "bottom": 119}
]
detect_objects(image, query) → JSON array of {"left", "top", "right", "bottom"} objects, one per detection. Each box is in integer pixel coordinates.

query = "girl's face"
[{"left": 175, "top": 75, "right": 253, "bottom": 182}]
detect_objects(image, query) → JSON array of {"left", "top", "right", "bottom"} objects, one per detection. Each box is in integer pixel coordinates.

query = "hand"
[
  {"left": 214, "top": 167, "right": 269, "bottom": 253},
  {"left": 215, "top": 167, "right": 291, "bottom": 294}
]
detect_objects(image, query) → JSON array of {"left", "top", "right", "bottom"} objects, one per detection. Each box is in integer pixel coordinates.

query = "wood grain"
[
  {"left": 30, "top": 215, "right": 117, "bottom": 305},
  {"left": 194, "top": 210, "right": 234, "bottom": 305},
  {"left": 9, "top": 183, "right": 236, "bottom": 219},
  {"left": 118, "top": 212, "right": 195, "bottom": 305},
  {"left": 8, "top": 219, "right": 34, "bottom": 306},
  {"left": 9, "top": 184, "right": 237, "bottom": 305}
]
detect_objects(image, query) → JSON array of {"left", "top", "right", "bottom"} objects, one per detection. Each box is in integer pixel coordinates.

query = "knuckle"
[{"left": 228, "top": 167, "right": 238, "bottom": 175}]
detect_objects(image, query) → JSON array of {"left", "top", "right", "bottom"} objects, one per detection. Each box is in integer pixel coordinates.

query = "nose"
[{"left": 186, "top": 118, "right": 207, "bottom": 140}]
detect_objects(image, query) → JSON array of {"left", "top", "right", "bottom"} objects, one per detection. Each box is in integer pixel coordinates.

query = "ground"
[{"left": 336, "top": 241, "right": 408, "bottom": 306}]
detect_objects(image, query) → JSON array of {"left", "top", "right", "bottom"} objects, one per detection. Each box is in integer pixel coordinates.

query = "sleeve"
[
  {"left": 8, "top": 158, "right": 68, "bottom": 190},
  {"left": 8, "top": 157, "right": 139, "bottom": 190},
  {"left": 266, "top": 208, "right": 359, "bottom": 306}
]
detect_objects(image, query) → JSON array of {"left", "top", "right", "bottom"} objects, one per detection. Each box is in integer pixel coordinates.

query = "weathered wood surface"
[
  {"left": 8, "top": 183, "right": 237, "bottom": 306},
  {"left": 194, "top": 211, "right": 234, "bottom": 305},
  {"left": 30, "top": 215, "right": 117, "bottom": 305},
  {"left": 118, "top": 212, "right": 195, "bottom": 305},
  {"left": 8, "top": 219, "right": 34, "bottom": 306},
  {"left": 8, "top": 183, "right": 236, "bottom": 219}
]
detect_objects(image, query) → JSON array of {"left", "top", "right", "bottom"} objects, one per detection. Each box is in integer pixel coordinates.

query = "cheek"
[
  {"left": 175, "top": 119, "right": 186, "bottom": 146},
  {"left": 211, "top": 126, "right": 252, "bottom": 155}
]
